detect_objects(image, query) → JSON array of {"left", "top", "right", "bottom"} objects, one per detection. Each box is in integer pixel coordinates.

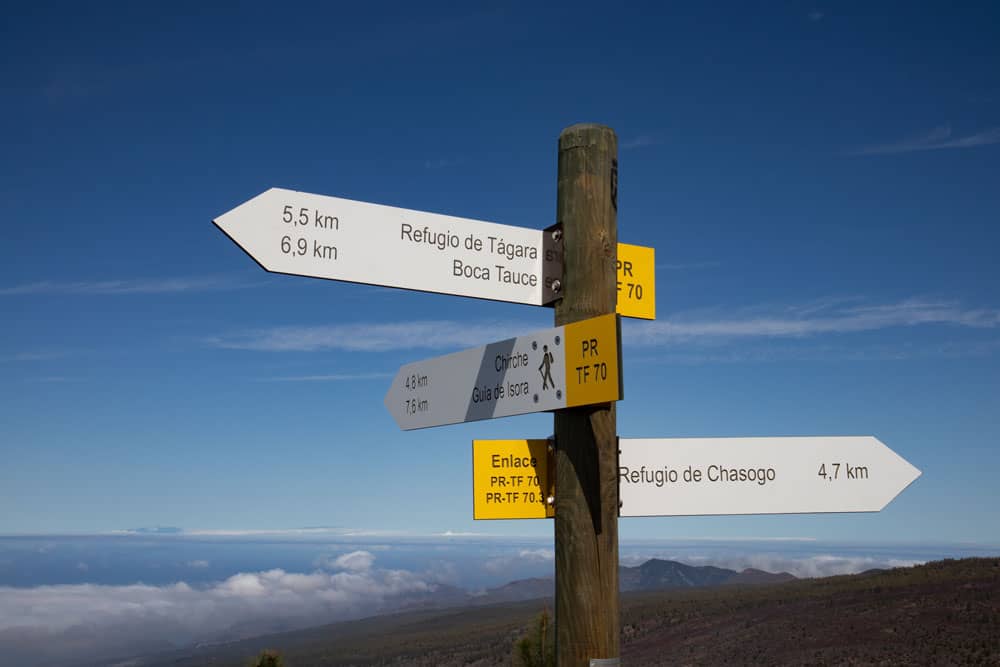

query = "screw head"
[
  {"left": 551, "top": 280, "right": 561, "bottom": 293},
  {"left": 552, "top": 229, "right": 563, "bottom": 243}
]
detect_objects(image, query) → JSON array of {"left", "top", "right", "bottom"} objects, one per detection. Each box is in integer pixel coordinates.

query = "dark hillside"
[
  {"left": 725, "top": 567, "right": 797, "bottom": 586},
  {"left": 132, "top": 558, "right": 999, "bottom": 666},
  {"left": 623, "top": 557, "right": 1000, "bottom": 665}
]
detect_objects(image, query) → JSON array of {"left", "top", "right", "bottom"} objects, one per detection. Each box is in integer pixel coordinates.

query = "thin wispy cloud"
[
  {"left": 0, "top": 275, "right": 264, "bottom": 296},
  {"left": 626, "top": 298, "right": 1000, "bottom": 347},
  {"left": 209, "top": 299, "right": 998, "bottom": 355},
  {"left": 260, "top": 372, "right": 392, "bottom": 382},
  {"left": 630, "top": 338, "right": 1000, "bottom": 365},
  {"left": 850, "top": 124, "right": 1000, "bottom": 155},
  {"left": 621, "top": 135, "right": 658, "bottom": 150},
  {"left": 171, "top": 527, "right": 433, "bottom": 538},
  {"left": 209, "top": 320, "right": 539, "bottom": 352},
  {"left": 656, "top": 260, "right": 721, "bottom": 271},
  {"left": 0, "top": 351, "right": 64, "bottom": 363},
  {"left": 424, "top": 157, "right": 463, "bottom": 169}
]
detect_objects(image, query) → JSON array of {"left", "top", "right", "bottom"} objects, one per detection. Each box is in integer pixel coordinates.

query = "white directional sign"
[
  {"left": 386, "top": 314, "right": 621, "bottom": 430},
  {"left": 618, "top": 436, "right": 920, "bottom": 517},
  {"left": 214, "top": 188, "right": 562, "bottom": 305}
]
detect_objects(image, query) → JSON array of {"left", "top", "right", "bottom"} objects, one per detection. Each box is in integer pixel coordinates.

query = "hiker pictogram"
[{"left": 539, "top": 344, "right": 556, "bottom": 390}]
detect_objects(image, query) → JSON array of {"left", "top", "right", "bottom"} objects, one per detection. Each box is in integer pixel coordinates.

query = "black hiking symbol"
[{"left": 539, "top": 344, "right": 556, "bottom": 391}]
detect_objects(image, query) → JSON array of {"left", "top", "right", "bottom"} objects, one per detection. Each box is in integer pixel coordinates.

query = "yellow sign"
[
  {"left": 564, "top": 313, "right": 622, "bottom": 407},
  {"left": 473, "top": 439, "right": 554, "bottom": 520},
  {"left": 616, "top": 243, "right": 655, "bottom": 320}
]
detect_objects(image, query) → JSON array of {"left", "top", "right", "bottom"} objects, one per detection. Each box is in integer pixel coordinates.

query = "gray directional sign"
[{"left": 385, "top": 314, "right": 620, "bottom": 430}]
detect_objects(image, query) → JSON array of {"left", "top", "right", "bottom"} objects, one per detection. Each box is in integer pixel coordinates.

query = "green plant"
[
  {"left": 250, "top": 648, "right": 285, "bottom": 667},
  {"left": 514, "top": 609, "right": 554, "bottom": 667}
]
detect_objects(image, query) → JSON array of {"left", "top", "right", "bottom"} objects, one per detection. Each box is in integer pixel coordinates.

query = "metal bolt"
[
  {"left": 552, "top": 229, "right": 563, "bottom": 243},
  {"left": 533, "top": 394, "right": 539, "bottom": 403},
  {"left": 551, "top": 279, "right": 562, "bottom": 293},
  {"left": 554, "top": 335, "right": 561, "bottom": 345},
  {"left": 547, "top": 495, "right": 555, "bottom": 505},
  {"left": 556, "top": 390, "right": 562, "bottom": 399},
  {"left": 532, "top": 340, "right": 538, "bottom": 350}
]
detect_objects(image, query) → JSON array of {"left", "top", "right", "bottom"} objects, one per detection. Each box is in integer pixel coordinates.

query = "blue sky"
[{"left": 1, "top": 1, "right": 998, "bottom": 544}]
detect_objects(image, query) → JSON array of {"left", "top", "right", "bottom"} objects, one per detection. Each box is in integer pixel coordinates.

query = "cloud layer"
[{"left": 0, "top": 551, "right": 441, "bottom": 666}]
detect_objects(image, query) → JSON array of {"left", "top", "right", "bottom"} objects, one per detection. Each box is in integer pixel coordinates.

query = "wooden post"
[{"left": 553, "top": 124, "right": 619, "bottom": 666}]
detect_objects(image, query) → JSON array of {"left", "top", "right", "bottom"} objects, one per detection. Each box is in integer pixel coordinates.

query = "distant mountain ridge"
[
  {"left": 620, "top": 558, "right": 737, "bottom": 591},
  {"left": 474, "top": 559, "right": 796, "bottom": 605}
]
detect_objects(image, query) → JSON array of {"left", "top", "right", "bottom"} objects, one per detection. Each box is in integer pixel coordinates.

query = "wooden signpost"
[{"left": 214, "top": 124, "right": 921, "bottom": 667}]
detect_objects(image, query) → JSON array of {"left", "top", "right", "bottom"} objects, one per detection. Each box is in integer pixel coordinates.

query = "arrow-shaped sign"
[
  {"left": 214, "top": 188, "right": 562, "bottom": 305},
  {"left": 618, "top": 436, "right": 920, "bottom": 516},
  {"left": 386, "top": 313, "right": 621, "bottom": 430}
]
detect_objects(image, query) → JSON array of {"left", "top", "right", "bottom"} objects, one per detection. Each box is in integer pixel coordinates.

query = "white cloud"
[
  {"left": 330, "top": 550, "right": 376, "bottom": 572},
  {"left": 0, "top": 555, "right": 440, "bottom": 665},
  {"left": 484, "top": 548, "right": 554, "bottom": 574},
  {"left": 518, "top": 548, "right": 554, "bottom": 562},
  {"left": 0, "top": 275, "right": 262, "bottom": 296},
  {"left": 625, "top": 298, "right": 1000, "bottom": 347},
  {"left": 209, "top": 320, "right": 539, "bottom": 352},
  {"left": 850, "top": 124, "right": 1000, "bottom": 155},
  {"left": 185, "top": 560, "right": 210, "bottom": 569},
  {"left": 1, "top": 565, "right": 433, "bottom": 632}
]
